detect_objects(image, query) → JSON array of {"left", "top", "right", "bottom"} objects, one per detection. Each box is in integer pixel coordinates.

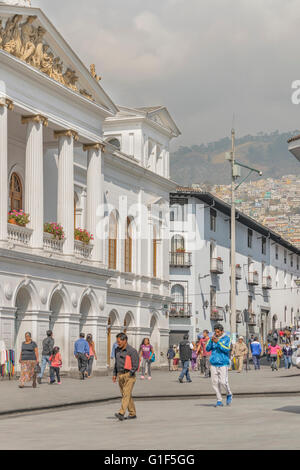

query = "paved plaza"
[
  {"left": 1, "top": 395, "right": 300, "bottom": 450},
  {"left": 1, "top": 366, "right": 300, "bottom": 416}
]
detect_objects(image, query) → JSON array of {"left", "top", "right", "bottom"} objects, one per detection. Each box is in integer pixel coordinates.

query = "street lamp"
[{"left": 226, "top": 129, "right": 262, "bottom": 343}]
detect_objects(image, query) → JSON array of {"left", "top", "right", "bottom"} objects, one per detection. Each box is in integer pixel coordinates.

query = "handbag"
[
  {"left": 150, "top": 352, "right": 156, "bottom": 363},
  {"left": 34, "top": 363, "right": 41, "bottom": 374}
]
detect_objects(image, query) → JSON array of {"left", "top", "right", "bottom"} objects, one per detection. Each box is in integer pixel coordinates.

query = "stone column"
[
  {"left": 22, "top": 115, "right": 48, "bottom": 249},
  {"left": 84, "top": 143, "right": 104, "bottom": 263},
  {"left": 55, "top": 130, "right": 78, "bottom": 256},
  {"left": 0, "top": 99, "right": 13, "bottom": 242}
]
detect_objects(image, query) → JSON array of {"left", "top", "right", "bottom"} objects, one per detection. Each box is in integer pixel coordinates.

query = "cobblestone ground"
[{"left": 1, "top": 395, "right": 300, "bottom": 450}]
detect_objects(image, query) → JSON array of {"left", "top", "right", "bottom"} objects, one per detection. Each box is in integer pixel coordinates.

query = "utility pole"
[
  {"left": 230, "top": 129, "right": 237, "bottom": 343},
  {"left": 226, "top": 128, "right": 262, "bottom": 344}
]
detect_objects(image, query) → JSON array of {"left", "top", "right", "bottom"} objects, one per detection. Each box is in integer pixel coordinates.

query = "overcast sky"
[{"left": 34, "top": 0, "right": 300, "bottom": 149}]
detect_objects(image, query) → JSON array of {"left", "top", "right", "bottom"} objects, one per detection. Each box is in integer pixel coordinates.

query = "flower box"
[
  {"left": 74, "top": 228, "right": 94, "bottom": 244},
  {"left": 44, "top": 222, "right": 65, "bottom": 240},
  {"left": 8, "top": 210, "right": 30, "bottom": 227}
]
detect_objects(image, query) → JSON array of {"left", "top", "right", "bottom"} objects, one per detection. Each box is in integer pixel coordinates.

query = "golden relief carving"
[
  {"left": 90, "top": 64, "right": 101, "bottom": 82},
  {"left": 0, "top": 14, "right": 97, "bottom": 101}
]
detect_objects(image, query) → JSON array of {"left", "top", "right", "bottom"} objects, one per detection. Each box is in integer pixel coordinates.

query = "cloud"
[{"left": 33, "top": 0, "right": 300, "bottom": 148}]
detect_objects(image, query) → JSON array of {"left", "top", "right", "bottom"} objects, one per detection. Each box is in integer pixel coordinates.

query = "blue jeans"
[
  {"left": 252, "top": 355, "right": 260, "bottom": 370},
  {"left": 284, "top": 356, "right": 292, "bottom": 369},
  {"left": 179, "top": 360, "right": 191, "bottom": 381},
  {"left": 38, "top": 355, "right": 51, "bottom": 378}
]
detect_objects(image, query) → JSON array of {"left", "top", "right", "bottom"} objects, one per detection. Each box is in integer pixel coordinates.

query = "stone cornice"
[
  {"left": 0, "top": 97, "right": 14, "bottom": 110},
  {"left": 54, "top": 129, "right": 79, "bottom": 142},
  {"left": 21, "top": 114, "right": 48, "bottom": 126}
]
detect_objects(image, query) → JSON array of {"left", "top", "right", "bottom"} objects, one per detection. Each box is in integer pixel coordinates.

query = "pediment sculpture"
[{"left": 0, "top": 14, "right": 95, "bottom": 100}]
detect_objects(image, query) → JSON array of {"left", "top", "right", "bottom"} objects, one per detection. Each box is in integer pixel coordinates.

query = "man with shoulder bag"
[{"left": 37, "top": 330, "right": 54, "bottom": 384}]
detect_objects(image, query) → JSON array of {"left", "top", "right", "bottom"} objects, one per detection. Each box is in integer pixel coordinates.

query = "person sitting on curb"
[{"left": 206, "top": 323, "right": 233, "bottom": 407}]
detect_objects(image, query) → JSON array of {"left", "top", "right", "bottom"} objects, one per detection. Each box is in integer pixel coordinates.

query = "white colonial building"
[
  {"left": 169, "top": 188, "right": 300, "bottom": 347},
  {"left": 0, "top": 0, "right": 180, "bottom": 372}
]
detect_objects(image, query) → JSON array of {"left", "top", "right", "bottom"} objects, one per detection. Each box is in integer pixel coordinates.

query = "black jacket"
[
  {"left": 42, "top": 337, "right": 54, "bottom": 356},
  {"left": 113, "top": 344, "right": 139, "bottom": 376},
  {"left": 179, "top": 340, "right": 192, "bottom": 362}
]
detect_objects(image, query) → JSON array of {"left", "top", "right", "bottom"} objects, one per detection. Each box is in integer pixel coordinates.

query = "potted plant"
[
  {"left": 176, "top": 248, "right": 185, "bottom": 253},
  {"left": 8, "top": 210, "right": 30, "bottom": 227},
  {"left": 44, "top": 222, "right": 65, "bottom": 240},
  {"left": 236, "top": 264, "right": 241, "bottom": 268},
  {"left": 74, "top": 228, "right": 93, "bottom": 244}
]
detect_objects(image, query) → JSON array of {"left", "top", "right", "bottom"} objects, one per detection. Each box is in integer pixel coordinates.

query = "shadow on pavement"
[{"left": 275, "top": 406, "right": 300, "bottom": 415}]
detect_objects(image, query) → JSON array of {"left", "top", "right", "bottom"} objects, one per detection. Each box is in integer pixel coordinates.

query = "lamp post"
[{"left": 226, "top": 129, "right": 262, "bottom": 344}]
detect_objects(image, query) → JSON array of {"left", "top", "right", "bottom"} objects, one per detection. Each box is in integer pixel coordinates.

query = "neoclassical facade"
[{"left": 0, "top": 1, "right": 180, "bottom": 372}]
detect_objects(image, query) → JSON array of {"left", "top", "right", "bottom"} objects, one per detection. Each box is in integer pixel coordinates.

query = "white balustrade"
[
  {"left": 74, "top": 240, "right": 93, "bottom": 259},
  {"left": 8, "top": 223, "right": 33, "bottom": 246},
  {"left": 43, "top": 232, "right": 64, "bottom": 253}
]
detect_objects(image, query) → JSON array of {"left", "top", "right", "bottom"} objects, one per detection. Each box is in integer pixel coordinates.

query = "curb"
[{"left": 1, "top": 390, "right": 300, "bottom": 418}]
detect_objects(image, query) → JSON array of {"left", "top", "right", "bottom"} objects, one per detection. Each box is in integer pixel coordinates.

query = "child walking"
[{"left": 49, "top": 346, "right": 62, "bottom": 384}]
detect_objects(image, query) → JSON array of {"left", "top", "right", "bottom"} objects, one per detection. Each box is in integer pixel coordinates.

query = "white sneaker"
[{"left": 141, "top": 376, "right": 145, "bottom": 379}]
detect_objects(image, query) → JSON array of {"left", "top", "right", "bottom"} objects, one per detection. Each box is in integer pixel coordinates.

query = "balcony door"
[{"left": 9, "top": 173, "right": 23, "bottom": 211}]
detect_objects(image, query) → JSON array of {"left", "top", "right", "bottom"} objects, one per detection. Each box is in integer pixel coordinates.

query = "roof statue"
[{"left": 0, "top": 0, "right": 31, "bottom": 6}]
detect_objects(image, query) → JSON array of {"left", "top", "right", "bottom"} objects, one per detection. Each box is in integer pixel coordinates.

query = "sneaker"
[
  {"left": 127, "top": 415, "right": 137, "bottom": 420},
  {"left": 115, "top": 413, "right": 125, "bottom": 421},
  {"left": 37, "top": 377, "right": 42, "bottom": 385},
  {"left": 141, "top": 376, "right": 145, "bottom": 380},
  {"left": 187, "top": 379, "right": 192, "bottom": 383},
  {"left": 57, "top": 382, "right": 62, "bottom": 385},
  {"left": 179, "top": 378, "right": 183, "bottom": 383},
  {"left": 215, "top": 401, "right": 223, "bottom": 407},
  {"left": 226, "top": 394, "right": 233, "bottom": 406},
  {"left": 148, "top": 377, "right": 152, "bottom": 380}
]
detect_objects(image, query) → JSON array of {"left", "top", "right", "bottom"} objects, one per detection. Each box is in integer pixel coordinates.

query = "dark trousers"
[
  {"left": 179, "top": 360, "right": 191, "bottom": 381},
  {"left": 201, "top": 356, "right": 211, "bottom": 377},
  {"left": 87, "top": 356, "right": 94, "bottom": 376},
  {"left": 252, "top": 355, "right": 260, "bottom": 370},
  {"left": 77, "top": 353, "right": 88, "bottom": 376},
  {"left": 50, "top": 366, "right": 60, "bottom": 383}
]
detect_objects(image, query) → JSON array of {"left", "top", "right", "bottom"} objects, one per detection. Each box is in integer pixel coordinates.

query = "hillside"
[{"left": 170, "top": 131, "right": 300, "bottom": 187}]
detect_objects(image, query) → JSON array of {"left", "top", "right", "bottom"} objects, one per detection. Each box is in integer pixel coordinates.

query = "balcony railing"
[
  {"left": 248, "top": 313, "right": 257, "bottom": 326},
  {"left": 262, "top": 276, "right": 272, "bottom": 289},
  {"left": 210, "top": 306, "right": 224, "bottom": 321},
  {"left": 236, "top": 265, "right": 242, "bottom": 280},
  {"left": 74, "top": 240, "right": 93, "bottom": 260},
  {"left": 169, "top": 302, "right": 192, "bottom": 317},
  {"left": 169, "top": 251, "right": 192, "bottom": 267},
  {"left": 210, "top": 258, "right": 224, "bottom": 274},
  {"left": 8, "top": 223, "right": 33, "bottom": 246},
  {"left": 43, "top": 232, "right": 64, "bottom": 254},
  {"left": 248, "top": 271, "right": 259, "bottom": 286}
]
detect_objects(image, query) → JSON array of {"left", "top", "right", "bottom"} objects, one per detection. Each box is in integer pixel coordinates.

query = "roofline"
[{"left": 170, "top": 189, "right": 300, "bottom": 256}]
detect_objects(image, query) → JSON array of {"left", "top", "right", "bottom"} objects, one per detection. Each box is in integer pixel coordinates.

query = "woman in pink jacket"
[{"left": 268, "top": 341, "right": 281, "bottom": 371}]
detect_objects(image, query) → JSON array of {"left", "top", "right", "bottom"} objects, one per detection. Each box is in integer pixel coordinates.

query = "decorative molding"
[
  {"left": 54, "top": 130, "right": 79, "bottom": 142},
  {"left": 21, "top": 114, "right": 48, "bottom": 126},
  {"left": 0, "top": 98, "right": 14, "bottom": 110},
  {"left": 90, "top": 64, "right": 101, "bottom": 82},
  {"left": 4, "top": 283, "right": 12, "bottom": 300},
  {"left": 83, "top": 142, "right": 105, "bottom": 152},
  {"left": 0, "top": 14, "right": 95, "bottom": 100}
]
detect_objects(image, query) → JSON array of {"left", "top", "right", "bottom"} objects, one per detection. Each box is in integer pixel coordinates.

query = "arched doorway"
[
  {"left": 272, "top": 315, "right": 278, "bottom": 331},
  {"left": 124, "top": 312, "right": 135, "bottom": 348},
  {"left": 15, "top": 287, "right": 32, "bottom": 360},
  {"left": 49, "top": 291, "right": 70, "bottom": 368},
  {"left": 107, "top": 310, "right": 120, "bottom": 368},
  {"left": 150, "top": 314, "right": 160, "bottom": 363},
  {"left": 79, "top": 295, "right": 92, "bottom": 335},
  {"left": 9, "top": 172, "right": 23, "bottom": 211}
]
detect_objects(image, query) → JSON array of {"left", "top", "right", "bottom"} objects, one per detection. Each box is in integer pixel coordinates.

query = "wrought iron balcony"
[
  {"left": 236, "top": 265, "right": 242, "bottom": 280},
  {"left": 169, "top": 251, "right": 192, "bottom": 267},
  {"left": 210, "top": 258, "right": 224, "bottom": 274},
  {"left": 210, "top": 306, "right": 224, "bottom": 321},
  {"left": 262, "top": 276, "right": 272, "bottom": 289},
  {"left": 248, "top": 271, "right": 259, "bottom": 286},
  {"left": 169, "top": 302, "right": 192, "bottom": 318}
]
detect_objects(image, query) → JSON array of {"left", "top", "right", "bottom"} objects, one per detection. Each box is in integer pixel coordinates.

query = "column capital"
[
  {"left": 83, "top": 142, "right": 105, "bottom": 152},
  {"left": 21, "top": 114, "right": 48, "bottom": 126},
  {"left": 54, "top": 129, "right": 79, "bottom": 142},
  {"left": 0, "top": 98, "right": 14, "bottom": 111}
]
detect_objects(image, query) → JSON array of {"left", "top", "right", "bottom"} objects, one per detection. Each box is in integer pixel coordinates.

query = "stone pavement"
[
  {"left": 1, "top": 365, "right": 300, "bottom": 415},
  {"left": 1, "top": 396, "right": 300, "bottom": 449}
]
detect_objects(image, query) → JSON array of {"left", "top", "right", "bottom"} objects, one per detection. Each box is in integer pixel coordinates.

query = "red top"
[
  {"left": 199, "top": 337, "right": 211, "bottom": 357},
  {"left": 49, "top": 352, "right": 62, "bottom": 368}
]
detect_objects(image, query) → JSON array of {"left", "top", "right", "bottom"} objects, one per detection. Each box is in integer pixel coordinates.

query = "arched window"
[
  {"left": 108, "top": 212, "right": 118, "bottom": 270},
  {"left": 124, "top": 217, "right": 133, "bottom": 273},
  {"left": 9, "top": 173, "right": 23, "bottom": 211},
  {"left": 107, "top": 138, "right": 121, "bottom": 151},
  {"left": 171, "top": 284, "right": 184, "bottom": 304}
]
